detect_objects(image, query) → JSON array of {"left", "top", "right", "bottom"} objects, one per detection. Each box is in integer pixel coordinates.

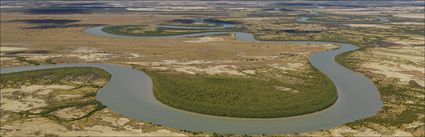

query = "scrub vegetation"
[
  {"left": 0, "top": 67, "right": 110, "bottom": 125},
  {"left": 146, "top": 66, "right": 337, "bottom": 118},
  {"left": 243, "top": 13, "right": 424, "bottom": 47},
  {"left": 1, "top": 67, "right": 111, "bottom": 86}
]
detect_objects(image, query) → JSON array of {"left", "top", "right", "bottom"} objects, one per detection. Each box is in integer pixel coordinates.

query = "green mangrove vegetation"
[
  {"left": 102, "top": 25, "right": 220, "bottom": 36},
  {"left": 145, "top": 66, "right": 337, "bottom": 118},
  {"left": 101, "top": 18, "right": 242, "bottom": 36}
]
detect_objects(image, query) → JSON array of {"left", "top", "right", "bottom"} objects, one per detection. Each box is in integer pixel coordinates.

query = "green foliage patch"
[{"left": 145, "top": 67, "right": 337, "bottom": 118}]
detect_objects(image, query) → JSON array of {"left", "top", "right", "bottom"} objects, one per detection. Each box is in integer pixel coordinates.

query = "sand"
[
  {"left": 346, "top": 24, "right": 390, "bottom": 29},
  {"left": 269, "top": 63, "right": 305, "bottom": 71},
  {"left": 0, "top": 47, "right": 27, "bottom": 52},
  {"left": 362, "top": 62, "right": 424, "bottom": 87},
  {"left": 393, "top": 13, "right": 425, "bottom": 19},
  {"left": 185, "top": 37, "right": 224, "bottom": 43}
]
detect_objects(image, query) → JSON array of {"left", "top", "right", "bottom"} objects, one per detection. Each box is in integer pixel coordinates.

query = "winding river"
[{"left": 0, "top": 23, "right": 382, "bottom": 134}]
